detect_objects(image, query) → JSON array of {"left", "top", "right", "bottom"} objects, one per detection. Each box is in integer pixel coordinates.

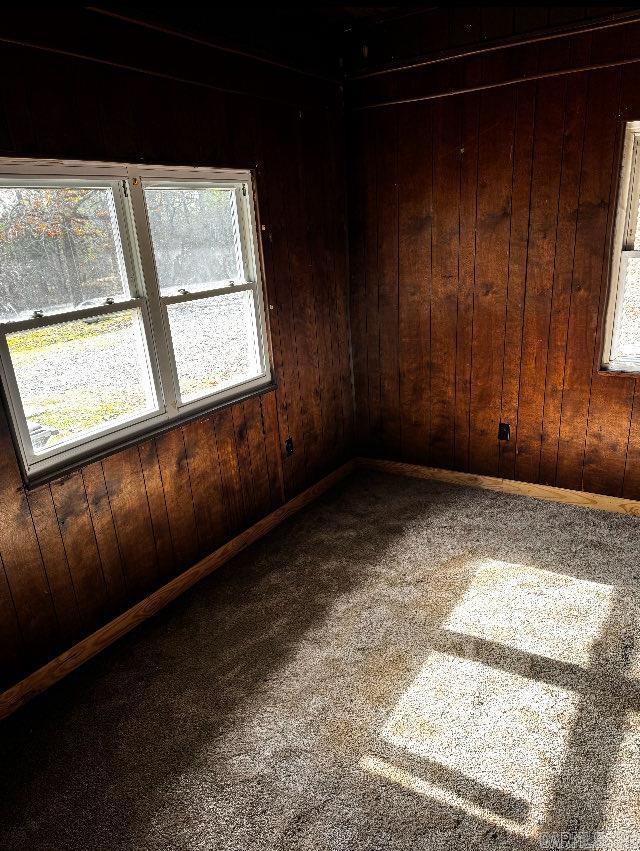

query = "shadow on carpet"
[{"left": 1, "top": 470, "right": 639, "bottom": 850}]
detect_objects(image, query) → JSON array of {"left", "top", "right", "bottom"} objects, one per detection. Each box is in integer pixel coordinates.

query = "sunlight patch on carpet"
[{"left": 443, "top": 560, "right": 614, "bottom": 667}]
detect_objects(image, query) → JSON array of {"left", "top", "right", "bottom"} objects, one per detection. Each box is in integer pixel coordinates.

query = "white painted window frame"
[
  {"left": 602, "top": 121, "right": 640, "bottom": 372},
  {"left": 0, "top": 158, "right": 272, "bottom": 481}
]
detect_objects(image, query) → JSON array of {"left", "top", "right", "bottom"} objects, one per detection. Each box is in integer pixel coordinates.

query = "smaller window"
[{"left": 603, "top": 121, "right": 640, "bottom": 372}]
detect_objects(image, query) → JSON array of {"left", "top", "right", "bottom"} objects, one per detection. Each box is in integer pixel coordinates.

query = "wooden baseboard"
[
  {"left": 6, "top": 455, "right": 636, "bottom": 721},
  {"left": 0, "top": 460, "right": 355, "bottom": 722},
  {"left": 357, "top": 457, "right": 640, "bottom": 518}
]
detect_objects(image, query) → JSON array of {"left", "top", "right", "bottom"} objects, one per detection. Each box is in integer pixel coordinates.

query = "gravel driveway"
[{"left": 9, "top": 292, "right": 260, "bottom": 449}]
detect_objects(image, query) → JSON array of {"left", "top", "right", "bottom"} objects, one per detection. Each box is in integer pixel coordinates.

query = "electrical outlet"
[
  {"left": 498, "top": 422, "right": 510, "bottom": 441},
  {"left": 285, "top": 437, "right": 294, "bottom": 457}
]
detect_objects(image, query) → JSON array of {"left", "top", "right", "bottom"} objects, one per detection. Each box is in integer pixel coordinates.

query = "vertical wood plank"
[
  {"left": 455, "top": 93, "right": 480, "bottom": 473},
  {"left": 260, "top": 393, "right": 286, "bottom": 510},
  {"left": 0, "top": 416, "right": 59, "bottom": 665},
  {"left": 102, "top": 447, "right": 159, "bottom": 601},
  {"left": 81, "top": 462, "right": 128, "bottom": 612},
  {"left": 556, "top": 68, "right": 621, "bottom": 489},
  {"left": 326, "top": 106, "right": 355, "bottom": 457},
  {"left": 27, "top": 485, "right": 82, "bottom": 644},
  {"left": 50, "top": 473, "right": 108, "bottom": 629},
  {"left": 243, "top": 396, "right": 273, "bottom": 520},
  {"left": 430, "top": 97, "right": 461, "bottom": 468},
  {"left": 289, "top": 108, "right": 325, "bottom": 482},
  {"left": 137, "top": 440, "right": 175, "bottom": 581},
  {"left": 514, "top": 75, "right": 567, "bottom": 484},
  {"left": 623, "top": 382, "right": 640, "bottom": 499},
  {"left": 583, "top": 377, "right": 635, "bottom": 494},
  {"left": 469, "top": 88, "right": 516, "bottom": 476},
  {"left": 232, "top": 402, "right": 259, "bottom": 526},
  {"left": 349, "top": 111, "right": 371, "bottom": 451},
  {"left": 257, "top": 102, "right": 307, "bottom": 497},
  {"left": 154, "top": 429, "right": 199, "bottom": 570},
  {"left": 214, "top": 407, "right": 245, "bottom": 536},
  {"left": 376, "top": 108, "right": 401, "bottom": 458},
  {"left": 182, "top": 417, "right": 228, "bottom": 558},
  {"left": 0, "top": 550, "right": 24, "bottom": 687},
  {"left": 539, "top": 53, "right": 589, "bottom": 485},
  {"left": 300, "top": 107, "right": 341, "bottom": 474},
  {"left": 365, "top": 110, "right": 382, "bottom": 455},
  {"left": 398, "top": 101, "right": 432, "bottom": 464},
  {"left": 497, "top": 82, "right": 536, "bottom": 480}
]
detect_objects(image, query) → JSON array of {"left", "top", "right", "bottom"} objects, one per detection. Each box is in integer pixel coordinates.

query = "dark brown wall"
[
  {"left": 344, "top": 5, "right": 640, "bottom": 75},
  {"left": 0, "top": 26, "right": 353, "bottom": 689},
  {"left": 348, "top": 22, "right": 640, "bottom": 498}
]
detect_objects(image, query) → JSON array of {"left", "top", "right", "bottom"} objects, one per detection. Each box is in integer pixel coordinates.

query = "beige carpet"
[{"left": 1, "top": 470, "right": 639, "bottom": 850}]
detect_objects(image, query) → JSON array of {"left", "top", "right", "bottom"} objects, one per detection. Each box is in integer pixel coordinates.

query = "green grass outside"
[
  {"left": 32, "top": 390, "right": 148, "bottom": 440},
  {"left": 8, "top": 313, "right": 130, "bottom": 355}
]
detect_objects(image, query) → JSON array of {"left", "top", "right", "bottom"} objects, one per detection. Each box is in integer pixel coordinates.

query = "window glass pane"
[
  {"left": 6, "top": 308, "right": 158, "bottom": 454},
  {"left": 0, "top": 186, "right": 130, "bottom": 323},
  {"left": 166, "top": 291, "right": 262, "bottom": 404},
  {"left": 613, "top": 257, "right": 640, "bottom": 363},
  {"left": 143, "top": 186, "right": 242, "bottom": 294}
]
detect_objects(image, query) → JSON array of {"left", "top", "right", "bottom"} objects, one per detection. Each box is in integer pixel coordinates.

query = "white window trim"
[
  {"left": 602, "top": 121, "right": 640, "bottom": 372},
  {"left": 0, "top": 158, "right": 272, "bottom": 482}
]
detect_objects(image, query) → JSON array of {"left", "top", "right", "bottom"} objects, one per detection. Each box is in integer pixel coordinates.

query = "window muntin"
[
  {"left": 603, "top": 121, "right": 640, "bottom": 372},
  {"left": 0, "top": 161, "right": 271, "bottom": 481}
]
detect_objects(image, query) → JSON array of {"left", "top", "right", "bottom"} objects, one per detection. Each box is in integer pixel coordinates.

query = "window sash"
[
  {"left": 0, "top": 301, "right": 165, "bottom": 468},
  {"left": 0, "top": 177, "right": 141, "bottom": 315},
  {"left": 141, "top": 180, "right": 248, "bottom": 289},
  {"left": 127, "top": 175, "right": 269, "bottom": 416},
  {"left": 160, "top": 285, "right": 267, "bottom": 408},
  {"left": 603, "top": 123, "right": 640, "bottom": 371},
  {"left": 0, "top": 160, "right": 271, "bottom": 480}
]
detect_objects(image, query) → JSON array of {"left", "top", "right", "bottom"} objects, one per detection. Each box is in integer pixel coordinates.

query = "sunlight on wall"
[{"left": 443, "top": 560, "right": 614, "bottom": 667}]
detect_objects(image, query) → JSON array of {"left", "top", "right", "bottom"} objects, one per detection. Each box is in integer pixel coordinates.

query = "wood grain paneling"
[
  {"left": 347, "top": 14, "right": 640, "bottom": 111},
  {"left": 0, "top": 461, "right": 355, "bottom": 721},
  {"left": 469, "top": 88, "right": 516, "bottom": 477},
  {"left": 348, "top": 36, "right": 640, "bottom": 501},
  {"left": 498, "top": 82, "right": 535, "bottom": 480},
  {"left": 344, "top": 6, "right": 640, "bottom": 78},
  {"left": 430, "top": 96, "right": 461, "bottom": 468},
  {"left": 6, "top": 8, "right": 639, "bottom": 705},
  {"left": 0, "top": 29, "right": 353, "bottom": 691},
  {"left": 397, "top": 101, "right": 432, "bottom": 465}
]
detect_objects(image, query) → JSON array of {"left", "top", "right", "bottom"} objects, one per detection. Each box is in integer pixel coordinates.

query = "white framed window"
[
  {"left": 0, "top": 158, "right": 271, "bottom": 481},
  {"left": 602, "top": 121, "right": 640, "bottom": 372}
]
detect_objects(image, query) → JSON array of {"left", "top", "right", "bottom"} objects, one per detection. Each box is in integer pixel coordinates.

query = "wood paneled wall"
[
  {"left": 344, "top": 6, "right": 640, "bottom": 76},
  {"left": 348, "top": 25, "right": 640, "bottom": 500},
  {"left": 0, "top": 36, "right": 353, "bottom": 689}
]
